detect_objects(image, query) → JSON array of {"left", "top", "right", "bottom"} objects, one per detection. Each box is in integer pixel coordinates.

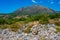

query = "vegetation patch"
[
  {"left": 0, "top": 13, "right": 60, "bottom": 31},
  {"left": 55, "top": 27, "right": 60, "bottom": 32},
  {"left": 24, "top": 25, "right": 33, "bottom": 33},
  {"left": 55, "top": 22, "right": 60, "bottom": 26}
]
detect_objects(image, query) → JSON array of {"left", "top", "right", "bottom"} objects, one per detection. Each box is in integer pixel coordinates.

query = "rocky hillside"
[{"left": 0, "top": 24, "right": 60, "bottom": 40}]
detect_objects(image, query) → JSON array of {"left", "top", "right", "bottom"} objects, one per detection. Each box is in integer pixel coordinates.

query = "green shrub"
[
  {"left": 0, "top": 25, "right": 9, "bottom": 29},
  {"left": 24, "top": 25, "right": 33, "bottom": 33},
  {"left": 0, "top": 18, "right": 6, "bottom": 24},
  {"left": 39, "top": 20, "right": 48, "bottom": 24},
  {"left": 55, "top": 22, "right": 60, "bottom": 26},
  {"left": 55, "top": 27, "right": 60, "bottom": 32},
  {"left": 6, "top": 20, "right": 15, "bottom": 24},
  {"left": 19, "top": 17, "right": 27, "bottom": 21},
  {"left": 9, "top": 24, "right": 19, "bottom": 32},
  {"left": 30, "top": 14, "right": 41, "bottom": 21}
]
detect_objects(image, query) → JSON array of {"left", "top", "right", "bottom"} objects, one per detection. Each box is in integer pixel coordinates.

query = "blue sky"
[{"left": 0, "top": 0, "right": 60, "bottom": 13}]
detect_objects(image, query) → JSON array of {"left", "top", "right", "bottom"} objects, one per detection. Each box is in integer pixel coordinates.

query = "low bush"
[
  {"left": 55, "top": 22, "right": 60, "bottom": 26},
  {"left": 55, "top": 27, "right": 60, "bottom": 32},
  {"left": 24, "top": 25, "right": 33, "bottom": 33}
]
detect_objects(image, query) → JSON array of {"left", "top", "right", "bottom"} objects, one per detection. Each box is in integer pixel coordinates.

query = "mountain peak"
[{"left": 13, "top": 5, "right": 56, "bottom": 15}]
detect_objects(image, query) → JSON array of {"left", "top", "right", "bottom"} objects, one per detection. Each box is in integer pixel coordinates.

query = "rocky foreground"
[{"left": 0, "top": 24, "right": 60, "bottom": 40}]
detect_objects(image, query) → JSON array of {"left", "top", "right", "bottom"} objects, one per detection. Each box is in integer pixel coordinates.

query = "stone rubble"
[{"left": 0, "top": 24, "right": 60, "bottom": 40}]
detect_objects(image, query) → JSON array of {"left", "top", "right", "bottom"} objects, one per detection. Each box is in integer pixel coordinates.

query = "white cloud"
[{"left": 32, "top": 0, "right": 37, "bottom": 3}]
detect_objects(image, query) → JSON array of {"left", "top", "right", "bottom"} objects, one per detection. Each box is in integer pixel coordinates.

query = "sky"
[{"left": 0, "top": 0, "right": 60, "bottom": 13}]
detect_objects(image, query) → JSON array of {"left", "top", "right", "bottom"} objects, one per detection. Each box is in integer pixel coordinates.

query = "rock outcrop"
[{"left": 0, "top": 24, "right": 60, "bottom": 40}]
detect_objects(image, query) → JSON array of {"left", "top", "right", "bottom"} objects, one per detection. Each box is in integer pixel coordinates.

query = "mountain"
[
  {"left": 57, "top": 11, "right": 60, "bottom": 13},
  {"left": 13, "top": 5, "right": 56, "bottom": 16},
  {"left": 0, "top": 5, "right": 57, "bottom": 19}
]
